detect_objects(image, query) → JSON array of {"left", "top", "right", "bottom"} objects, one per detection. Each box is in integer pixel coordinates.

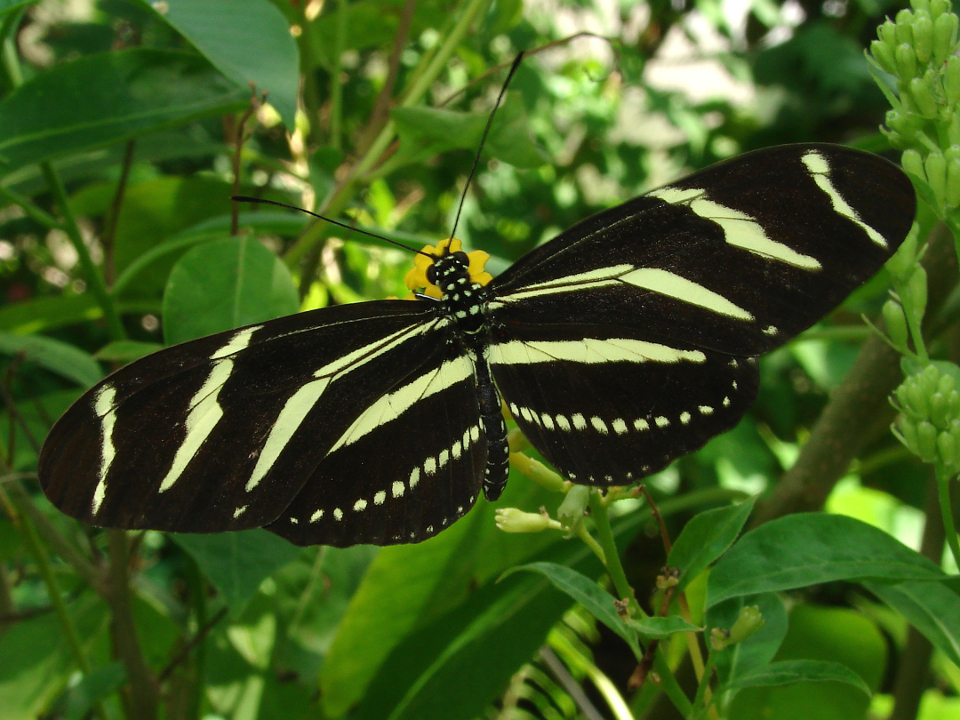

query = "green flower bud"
[
  {"left": 879, "top": 19, "right": 900, "bottom": 48},
  {"left": 909, "top": 76, "right": 938, "bottom": 118},
  {"left": 728, "top": 605, "right": 765, "bottom": 644},
  {"left": 895, "top": 382, "right": 911, "bottom": 411},
  {"left": 921, "top": 364, "right": 942, "bottom": 393},
  {"left": 710, "top": 627, "right": 731, "bottom": 652},
  {"left": 908, "top": 379, "right": 931, "bottom": 418},
  {"left": 897, "top": 43, "right": 918, "bottom": 80},
  {"left": 933, "top": 12, "right": 960, "bottom": 64},
  {"left": 898, "top": 415, "right": 920, "bottom": 452},
  {"left": 913, "top": 13, "right": 935, "bottom": 63},
  {"left": 557, "top": 484, "right": 591, "bottom": 528},
  {"left": 871, "top": 40, "right": 898, "bottom": 75},
  {"left": 918, "top": 420, "right": 939, "bottom": 461},
  {"left": 495, "top": 507, "right": 554, "bottom": 533},
  {"left": 947, "top": 157, "right": 960, "bottom": 208},
  {"left": 930, "top": 0, "right": 950, "bottom": 18},
  {"left": 949, "top": 113, "right": 960, "bottom": 146},
  {"left": 946, "top": 56, "right": 960, "bottom": 105},
  {"left": 902, "top": 148, "right": 926, "bottom": 181},
  {"left": 905, "top": 265, "right": 929, "bottom": 325},
  {"left": 938, "top": 373, "right": 956, "bottom": 395},
  {"left": 938, "top": 430, "right": 957, "bottom": 469},
  {"left": 886, "top": 110, "right": 924, "bottom": 145},
  {"left": 930, "top": 391, "right": 949, "bottom": 427},
  {"left": 925, "top": 150, "right": 948, "bottom": 207},
  {"left": 511, "top": 452, "right": 566, "bottom": 492},
  {"left": 883, "top": 299, "right": 910, "bottom": 349},
  {"left": 896, "top": 11, "right": 916, "bottom": 43}
]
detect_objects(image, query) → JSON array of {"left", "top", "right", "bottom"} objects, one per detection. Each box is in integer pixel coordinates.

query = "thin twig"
[
  {"left": 158, "top": 606, "right": 228, "bottom": 683},
  {"left": 102, "top": 140, "right": 137, "bottom": 286}
]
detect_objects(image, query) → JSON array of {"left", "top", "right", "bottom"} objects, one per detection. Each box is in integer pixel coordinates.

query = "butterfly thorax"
[
  {"left": 431, "top": 251, "right": 490, "bottom": 336},
  {"left": 406, "top": 239, "right": 508, "bottom": 501}
]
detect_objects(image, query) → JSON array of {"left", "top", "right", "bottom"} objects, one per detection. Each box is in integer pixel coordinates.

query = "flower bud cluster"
[
  {"left": 892, "top": 364, "right": 960, "bottom": 473},
  {"left": 870, "top": 0, "right": 960, "bottom": 214}
]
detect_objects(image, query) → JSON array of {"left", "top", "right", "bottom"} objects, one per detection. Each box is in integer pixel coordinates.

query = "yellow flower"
[{"left": 404, "top": 238, "right": 493, "bottom": 299}]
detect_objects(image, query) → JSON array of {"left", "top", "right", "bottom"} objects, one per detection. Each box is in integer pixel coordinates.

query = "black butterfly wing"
[
  {"left": 489, "top": 144, "right": 915, "bottom": 356},
  {"left": 487, "top": 144, "right": 914, "bottom": 484},
  {"left": 39, "top": 301, "right": 486, "bottom": 546}
]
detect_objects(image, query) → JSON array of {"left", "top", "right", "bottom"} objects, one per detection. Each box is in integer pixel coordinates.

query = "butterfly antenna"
[
  {"left": 449, "top": 51, "right": 525, "bottom": 243},
  {"left": 232, "top": 196, "right": 431, "bottom": 257}
]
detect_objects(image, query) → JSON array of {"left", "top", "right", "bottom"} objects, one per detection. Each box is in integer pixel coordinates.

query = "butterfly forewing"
[
  {"left": 489, "top": 145, "right": 915, "bottom": 356},
  {"left": 38, "top": 301, "right": 473, "bottom": 538}
]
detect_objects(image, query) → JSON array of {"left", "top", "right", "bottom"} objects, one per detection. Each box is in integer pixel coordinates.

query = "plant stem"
[
  {"left": 41, "top": 163, "right": 126, "bottom": 341},
  {"left": 106, "top": 529, "right": 158, "bottom": 720},
  {"left": 587, "top": 492, "right": 637, "bottom": 612},
  {"left": 935, "top": 460, "right": 960, "bottom": 570}
]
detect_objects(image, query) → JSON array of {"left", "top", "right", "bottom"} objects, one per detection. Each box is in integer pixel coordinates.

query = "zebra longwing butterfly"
[{"left": 38, "top": 144, "right": 915, "bottom": 547}]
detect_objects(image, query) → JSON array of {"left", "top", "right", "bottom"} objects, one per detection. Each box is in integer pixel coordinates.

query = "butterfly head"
[{"left": 404, "top": 237, "right": 492, "bottom": 299}]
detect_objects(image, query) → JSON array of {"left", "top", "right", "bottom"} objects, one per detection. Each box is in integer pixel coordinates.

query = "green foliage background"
[{"left": 0, "top": 1, "right": 957, "bottom": 720}]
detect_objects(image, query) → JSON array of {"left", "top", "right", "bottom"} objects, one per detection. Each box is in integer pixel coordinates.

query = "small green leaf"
[
  {"left": 0, "top": 295, "right": 100, "bottom": 335},
  {"left": 0, "top": 48, "right": 245, "bottom": 177},
  {"left": 0, "top": 332, "right": 101, "bottom": 387},
  {"left": 706, "top": 514, "right": 945, "bottom": 608},
  {"left": 721, "top": 659, "right": 871, "bottom": 697},
  {"left": 94, "top": 341, "right": 164, "bottom": 363},
  {"left": 162, "top": 235, "right": 300, "bottom": 344},
  {"left": 149, "top": 0, "right": 299, "bottom": 128},
  {"left": 864, "top": 579, "right": 960, "bottom": 668},
  {"left": 625, "top": 615, "right": 701, "bottom": 638},
  {"left": 503, "top": 561, "right": 639, "bottom": 651},
  {"left": 56, "top": 662, "right": 126, "bottom": 720},
  {"left": 171, "top": 530, "right": 300, "bottom": 613},
  {"left": 667, "top": 495, "right": 757, "bottom": 593}
]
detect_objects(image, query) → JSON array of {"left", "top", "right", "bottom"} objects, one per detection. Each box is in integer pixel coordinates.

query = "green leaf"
[
  {"left": 0, "top": 332, "right": 102, "bottom": 387},
  {"left": 864, "top": 579, "right": 960, "bottom": 668},
  {"left": 625, "top": 615, "right": 701, "bottom": 638},
  {"left": 2, "top": 390, "right": 79, "bottom": 472},
  {"left": 707, "top": 593, "right": 788, "bottom": 685},
  {"left": 392, "top": 106, "right": 487, "bottom": 165},
  {"left": 721, "top": 659, "right": 871, "bottom": 697},
  {"left": 170, "top": 530, "right": 300, "bottom": 613},
  {"left": 349, "top": 511, "right": 642, "bottom": 720},
  {"left": 391, "top": 93, "right": 543, "bottom": 169},
  {"left": 0, "top": 295, "right": 100, "bottom": 335},
  {"left": 94, "top": 340, "right": 164, "bottom": 363},
  {"left": 55, "top": 662, "right": 126, "bottom": 720},
  {"left": 162, "top": 235, "right": 300, "bottom": 344},
  {"left": 147, "top": 0, "right": 299, "bottom": 129},
  {"left": 0, "top": 595, "right": 107, "bottom": 720},
  {"left": 0, "top": 48, "right": 246, "bottom": 177},
  {"left": 667, "top": 495, "right": 757, "bottom": 593},
  {"left": 0, "top": 1, "right": 35, "bottom": 19},
  {"left": 706, "top": 514, "right": 945, "bottom": 608},
  {"left": 502, "top": 561, "right": 639, "bottom": 652},
  {"left": 319, "top": 470, "right": 562, "bottom": 718}
]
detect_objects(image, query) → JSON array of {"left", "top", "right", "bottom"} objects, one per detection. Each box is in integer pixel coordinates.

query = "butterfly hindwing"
[
  {"left": 266, "top": 355, "right": 486, "bottom": 546},
  {"left": 489, "top": 325, "right": 759, "bottom": 485}
]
